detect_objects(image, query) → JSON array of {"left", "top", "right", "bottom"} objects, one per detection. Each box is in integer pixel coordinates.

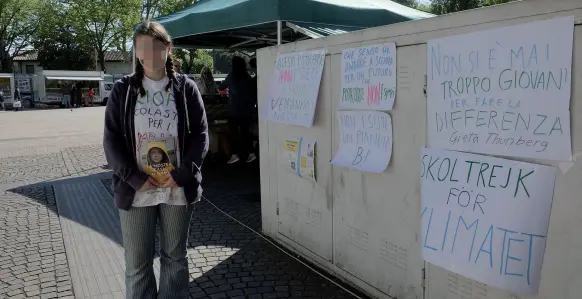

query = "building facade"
[{"left": 12, "top": 51, "right": 132, "bottom": 75}]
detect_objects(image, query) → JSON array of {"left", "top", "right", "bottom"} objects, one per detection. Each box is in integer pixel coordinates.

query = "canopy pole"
[{"left": 277, "top": 21, "right": 282, "bottom": 45}]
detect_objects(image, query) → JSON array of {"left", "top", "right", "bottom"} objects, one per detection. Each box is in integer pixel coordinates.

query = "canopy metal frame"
[{"left": 133, "top": 20, "right": 301, "bottom": 71}]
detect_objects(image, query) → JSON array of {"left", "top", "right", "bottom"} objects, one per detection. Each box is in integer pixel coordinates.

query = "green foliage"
[
  {"left": 65, "top": 0, "right": 142, "bottom": 71},
  {"left": 33, "top": 0, "right": 93, "bottom": 70},
  {"left": 392, "top": 0, "right": 420, "bottom": 8},
  {"left": 416, "top": 3, "right": 432, "bottom": 13},
  {"left": 142, "top": 0, "right": 199, "bottom": 20},
  {"left": 0, "top": 0, "right": 44, "bottom": 72},
  {"left": 140, "top": 0, "right": 204, "bottom": 73},
  {"left": 191, "top": 49, "right": 214, "bottom": 74},
  {"left": 430, "top": 0, "right": 515, "bottom": 15},
  {"left": 172, "top": 49, "right": 213, "bottom": 74}
]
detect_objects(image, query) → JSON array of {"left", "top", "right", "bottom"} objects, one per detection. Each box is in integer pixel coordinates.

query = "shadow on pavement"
[{"left": 7, "top": 159, "right": 365, "bottom": 298}]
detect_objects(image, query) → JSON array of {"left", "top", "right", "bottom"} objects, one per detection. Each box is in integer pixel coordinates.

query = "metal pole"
[{"left": 277, "top": 21, "right": 282, "bottom": 45}]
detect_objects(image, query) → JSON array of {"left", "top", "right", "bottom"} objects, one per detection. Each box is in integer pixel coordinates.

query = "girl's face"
[
  {"left": 150, "top": 148, "right": 163, "bottom": 163},
  {"left": 135, "top": 35, "right": 171, "bottom": 73}
]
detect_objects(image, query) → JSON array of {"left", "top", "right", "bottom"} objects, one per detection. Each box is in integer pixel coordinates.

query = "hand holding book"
[
  {"left": 160, "top": 173, "right": 179, "bottom": 188},
  {"left": 138, "top": 177, "right": 161, "bottom": 191}
]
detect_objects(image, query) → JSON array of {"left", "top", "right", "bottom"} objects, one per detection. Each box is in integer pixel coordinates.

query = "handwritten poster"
[
  {"left": 421, "top": 147, "right": 556, "bottom": 294},
  {"left": 340, "top": 42, "right": 396, "bottom": 110},
  {"left": 427, "top": 16, "right": 574, "bottom": 161},
  {"left": 263, "top": 49, "right": 325, "bottom": 127},
  {"left": 331, "top": 111, "right": 392, "bottom": 173},
  {"left": 282, "top": 137, "right": 316, "bottom": 183}
]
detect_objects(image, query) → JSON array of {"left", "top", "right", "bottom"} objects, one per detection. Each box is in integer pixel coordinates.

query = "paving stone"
[
  {"left": 26, "top": 289, "right": 41, "bottom": 296},
  {"left": 1, "top": 136, "right": 366, "bottom": 299},
  {"left": 0, "top": 184, "right": 74, "bottom": 299}
]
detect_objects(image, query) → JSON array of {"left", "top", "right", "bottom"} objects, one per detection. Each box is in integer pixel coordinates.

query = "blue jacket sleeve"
[{"left": 103, "top": 79, "right": 148, "bottom": 190}]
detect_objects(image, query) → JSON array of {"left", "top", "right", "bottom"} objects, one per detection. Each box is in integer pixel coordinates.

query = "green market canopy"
[{"left": 152, "top": 0, "right": 434, "bottom": 50}]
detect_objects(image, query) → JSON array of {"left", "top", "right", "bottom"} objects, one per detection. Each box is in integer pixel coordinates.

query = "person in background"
[
  {"left": 71, "top": 84, "right": 78, "bottom": 108},
  {"left": 249, "top": 57, "right": 258, "bottom": 109},
  {"left": 88, "top": 87, "right": 95, "bottom": 106},
  {"left": 61, "top": 82, "right": 72, "bottom": 111},
  {"left": 103, "top": 20, "right": 208, "bottom": 299},
  {"left": 14, "top": 87, "right": 21, "bottom": 102},
  {"left": 76, "top": 82, "right": 84, "bottom": 107},
  {"left": 218, "top": 56, "right": 257, "bottom": 164},
  {"left": 0, "top": 90, "right": 4, "bottom": 111},
  {"left": 174, "top": 60, "right": 182, "bottom": 74},
  {"left": 83, "top": 89, "right": 89, "bottom": 107},
  {"left": 248, "top": 57, "right": 259, "bottom": 156},
  {"left": 195, "top": 66, "right": 218, "bottom": 96}
]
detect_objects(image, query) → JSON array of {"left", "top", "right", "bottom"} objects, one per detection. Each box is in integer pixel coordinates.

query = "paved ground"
[{"left": 0, "top": 107, "right": 364, "bottom": 299}]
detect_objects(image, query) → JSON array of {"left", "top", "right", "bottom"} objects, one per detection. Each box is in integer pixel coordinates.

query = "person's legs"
[
  {"left": 239, "top": 117, "right": 251, "bottom": 160},
  {"left": 64, "top": 95, "right": 71, "bottom": 108},
  {"left": 227, "top": 117, "right": 241, "bottom": 164},
  {"left": 158, "top": 203, "right": 195, "bottom": 299},
  {"left": 240, "top": 117, "right": 257, "bottom": 162},
  {"left": 119, "top": 206, "right": 159, "bottom": 299}
]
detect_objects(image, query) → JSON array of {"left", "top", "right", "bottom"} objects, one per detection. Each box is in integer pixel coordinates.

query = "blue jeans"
[
  {"left": 63, "top": 95, "right": 71, "bottom": 108},
  {"left": 119, "top": 203, "right": 194, "bottom": 299}
]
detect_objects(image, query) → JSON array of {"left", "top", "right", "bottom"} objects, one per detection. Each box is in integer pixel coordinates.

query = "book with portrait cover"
[{"left": 137, "top": 137, "right": 181, "bottom": 185}]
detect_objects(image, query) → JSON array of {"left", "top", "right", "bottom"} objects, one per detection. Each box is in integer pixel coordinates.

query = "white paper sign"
[
  {"left": 263, "top": 49, "right": 325, "bottom": 127},
  {"left": 331, "top": 111, "right": 392, "bottom": 173},
  {"left": 421, "top": 147, "right": 556, "bottom": 294},
  {"left": 427, "top": 16, "right": 574, "bottom": 161},
  {"left": 340, "top": 42, "right": 396, "bottom": 110}
]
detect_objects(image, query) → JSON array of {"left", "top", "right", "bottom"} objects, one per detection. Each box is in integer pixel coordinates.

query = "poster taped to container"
[
  {"left": 331, "top": 110, "right": 392, "bottom": 173},
  {"left": 263, "top": 49, "right": 325, "bottom": 127},
  {"left": 340, "top": 42, "right": 396, "bottom": 110},
  {"left": 282, "top": 137, "right": 316, "bottom": 183},
  {"left": 427, "top": 16, "right": 574, "bottom": 161},
  {"left": 420, "top": 147, "right": 556, "bottom": 295}
]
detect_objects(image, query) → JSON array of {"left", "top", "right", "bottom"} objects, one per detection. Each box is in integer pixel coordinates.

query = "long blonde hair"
[{"left": 200, "top": 67, "right": 215, "bottom": 89}]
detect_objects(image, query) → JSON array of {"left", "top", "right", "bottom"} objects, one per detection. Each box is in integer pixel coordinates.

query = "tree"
[
  {"left": 33, "top": 1, "right": 93, "bottom": 70},
  {"left": 430, "top": 0, "right": 515, "bottom": 15},
  {"left": 0, "top": 0, "right": 43, "bottom": 72},
  {"left": 35, "top": 26, "right": 94, "bottom": 71},
  {"left": 141, "top": 0, "right": 162, "bottom": 20},
  {"left": 139, "top": 0, "right": 207, "bottom": 73},
  {"left": 66, "top": 0, "right": 142, "bottom": 72},
  {"left": 393, "top": 0, "right": 419, "bottom": 8}
]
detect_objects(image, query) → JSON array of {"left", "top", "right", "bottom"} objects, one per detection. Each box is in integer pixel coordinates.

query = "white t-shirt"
[{"left": 132, "top": 76, "right": 187, "bottom": 207}]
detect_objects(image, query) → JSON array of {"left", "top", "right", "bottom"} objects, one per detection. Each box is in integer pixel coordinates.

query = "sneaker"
[
  {"left": 227, "top": 155, "right": 240, "bottom": 164},
  {"left": 246, "top": 153, "right": 257, "bottom": 163}
]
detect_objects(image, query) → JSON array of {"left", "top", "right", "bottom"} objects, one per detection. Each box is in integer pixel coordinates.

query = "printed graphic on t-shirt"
[
  {"left": 137, "top": 137, "right": 180, "bottom": 185},
  {"left": 134, "top": 88, "right": 179, "bottom": 153}
]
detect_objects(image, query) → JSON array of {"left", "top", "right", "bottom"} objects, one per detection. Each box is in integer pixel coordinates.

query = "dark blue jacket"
[
  {"left": 219, "top": 73, "right": 254, "bottom": 118},
  {"left": 103, "top": 73, "right": 209, "bottom": 210}
]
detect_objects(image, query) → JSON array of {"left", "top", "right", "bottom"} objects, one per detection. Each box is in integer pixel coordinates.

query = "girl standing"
[{"left": 103, "top": 20, "right": 208, "bottom": 299}]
